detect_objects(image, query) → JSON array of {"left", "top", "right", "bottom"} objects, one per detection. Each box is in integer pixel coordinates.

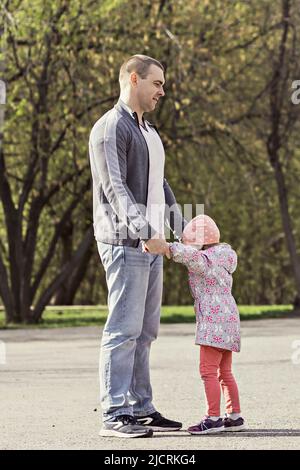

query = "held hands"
[{"left": 142, "top": 235, "right": 171, "bottom": 258}]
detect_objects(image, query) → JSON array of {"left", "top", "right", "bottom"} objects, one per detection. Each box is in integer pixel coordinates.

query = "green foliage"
[{"left": 1, "top": 0, "right": 300, "bottom": 320}]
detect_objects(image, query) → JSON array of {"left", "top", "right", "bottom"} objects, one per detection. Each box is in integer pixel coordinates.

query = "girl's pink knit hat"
[{"left": 182, "top": 214, "right": 220, "bottom": 246}]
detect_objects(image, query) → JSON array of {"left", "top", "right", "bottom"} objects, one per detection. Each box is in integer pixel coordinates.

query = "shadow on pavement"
[{"left": 153, "top": 429, "right": 300, "bottom": 437}]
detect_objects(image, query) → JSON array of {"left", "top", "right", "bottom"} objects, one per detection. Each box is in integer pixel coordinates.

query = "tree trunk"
[
  {"left": 266, "top": 0, "right": 300, "bottom": 312},
  {"left": 272, "top": 158, "right": 300, "bottom": 310},
  {"left": 28, "top": 226, "right": 94, "bottom": 323},
  {"left": 61, "top": 242, "right": 94, "bottom": 305},
  {"left": 52, "top": 222, "right": 94, "bottom": 305},
  {"left": 52, "top": 220, "right": 74, "bottom": 305}
]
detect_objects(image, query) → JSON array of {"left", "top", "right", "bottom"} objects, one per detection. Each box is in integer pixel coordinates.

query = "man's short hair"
[{"left": 119, "top": 54, "right": 164, "bottom": 83}]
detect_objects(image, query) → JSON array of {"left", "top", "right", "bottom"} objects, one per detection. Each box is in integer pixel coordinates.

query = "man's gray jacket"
[{"left": 89, "top": 99, "right": 185, "bottom": 247}]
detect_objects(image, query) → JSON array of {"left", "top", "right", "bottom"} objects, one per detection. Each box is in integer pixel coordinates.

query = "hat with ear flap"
[{"left": 182, "top": 214, "right": 220, "bottom": 247}]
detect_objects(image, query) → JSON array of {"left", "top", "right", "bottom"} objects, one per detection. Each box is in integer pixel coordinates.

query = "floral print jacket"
[{"left": 169, "top": 242, "right": 241, "bottom": 352}]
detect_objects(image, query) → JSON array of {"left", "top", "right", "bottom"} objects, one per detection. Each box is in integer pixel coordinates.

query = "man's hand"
[{"left": 143, "top": 237, "right": 169, "bottom": 256}]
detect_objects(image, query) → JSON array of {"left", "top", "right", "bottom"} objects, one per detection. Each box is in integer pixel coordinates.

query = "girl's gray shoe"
[{"left": 223, "top": 414, "right": 245, "bottom": 431}]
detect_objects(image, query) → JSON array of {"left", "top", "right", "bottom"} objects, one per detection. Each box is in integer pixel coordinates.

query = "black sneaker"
[
  {"left": 223, "top": 414, "right": 245, "bottom": 432},
  {"left": 99, "top": 414, "right": 153, "bottom": 438},
  {"left": 136, "top": 411, "right": 182, "bottom": 431}
]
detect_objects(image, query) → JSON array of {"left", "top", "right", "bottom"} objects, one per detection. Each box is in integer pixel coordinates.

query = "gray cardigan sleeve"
[{"left": 89, "top": 112, "right": 156, "bottom": 240}]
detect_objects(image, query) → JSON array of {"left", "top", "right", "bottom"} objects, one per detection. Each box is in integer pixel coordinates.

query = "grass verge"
[{"left": 0, "top": 304, "right": 295, "bottom": 329}]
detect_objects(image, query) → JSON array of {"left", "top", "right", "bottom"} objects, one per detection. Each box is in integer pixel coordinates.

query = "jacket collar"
[{"left": 115, "top": 98, "right": 154, "bottom": 129}]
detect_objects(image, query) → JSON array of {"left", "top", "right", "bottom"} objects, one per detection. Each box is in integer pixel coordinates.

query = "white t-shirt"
[
  {"left": 120, "top": 101, "right": 166, "bottom": 236},
  {"left": 140, "top": 122, "right": 165, "bottom": 236}
]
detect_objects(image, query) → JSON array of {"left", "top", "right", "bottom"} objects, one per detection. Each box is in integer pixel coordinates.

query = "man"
[{"left": 89, "top": 55, "right": 186, "bottom": 438}]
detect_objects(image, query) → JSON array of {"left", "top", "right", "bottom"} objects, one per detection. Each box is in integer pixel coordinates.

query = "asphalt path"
[{"left": 1, "top": 318, "right": 300, "bottom": 450}]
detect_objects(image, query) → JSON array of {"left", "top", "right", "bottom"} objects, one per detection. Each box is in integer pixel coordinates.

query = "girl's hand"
[
  {"left": 165, "top": 244, "right": 171, "bottom": 259},
  {"left": 143, "top": 240, "right": 171, "bottom": 258}
]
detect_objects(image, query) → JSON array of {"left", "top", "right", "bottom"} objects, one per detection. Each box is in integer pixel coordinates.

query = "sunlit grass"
[{"left": 0, "top": 304, "right": 295, "bottom": 329}]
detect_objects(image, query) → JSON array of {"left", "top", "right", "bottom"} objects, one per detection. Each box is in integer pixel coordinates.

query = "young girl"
[{"left": 166, "top": 214, "right": 245, "bottom": 435}]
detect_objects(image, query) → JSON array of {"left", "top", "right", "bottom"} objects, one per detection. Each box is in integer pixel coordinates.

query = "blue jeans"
[{"left": 97, "top": 241, "right": 163, "bottom": 421}]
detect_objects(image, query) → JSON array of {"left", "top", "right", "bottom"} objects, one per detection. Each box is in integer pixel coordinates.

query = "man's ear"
[{"left": 130, "top": 72, "right": 138, "bottom": 87}]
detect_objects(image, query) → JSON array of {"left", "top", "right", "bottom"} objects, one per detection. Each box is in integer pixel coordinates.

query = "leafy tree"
[{"left": 1, "top": 0, "right": 300, "bottom": 324}]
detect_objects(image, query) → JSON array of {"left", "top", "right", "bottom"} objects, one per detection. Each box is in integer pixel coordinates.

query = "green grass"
[{"left": 0, "top": 304, "right": 295, "bottom": 329}]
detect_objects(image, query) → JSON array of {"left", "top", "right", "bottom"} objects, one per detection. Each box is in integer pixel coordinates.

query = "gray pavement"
[{"left": 0, "top": 318, "right": 300, "bottom": 450}]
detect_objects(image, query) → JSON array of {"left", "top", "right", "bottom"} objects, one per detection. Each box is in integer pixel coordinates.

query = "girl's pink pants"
[{"left": 200, "top": 345, "right": 241, "bottom": 417}]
